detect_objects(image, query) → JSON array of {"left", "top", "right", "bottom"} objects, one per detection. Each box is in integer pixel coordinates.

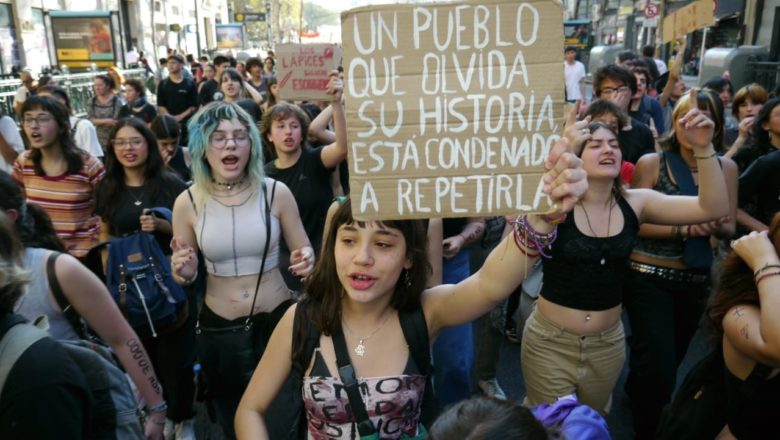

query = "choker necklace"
[
  {"left": 343, "top": 311, "right": 392, "bottom": 357},
  {"left": 212, "top": 177, "right": 246, "bottom": 191},
  {"left": 579, "top": 195, "right": 615, "bottom": 265}
]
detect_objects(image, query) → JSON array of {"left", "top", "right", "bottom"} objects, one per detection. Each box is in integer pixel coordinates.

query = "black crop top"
[
  {"left": 725, "top": 363, "right": 780, "bottom": 439},
  {"left": 541, "top": 196, "right": 639, "bottom": 311}
]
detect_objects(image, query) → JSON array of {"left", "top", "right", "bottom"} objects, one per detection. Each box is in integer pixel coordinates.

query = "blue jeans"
[{"left": 432, "top": 250, "right": 474, "bottom": 409}]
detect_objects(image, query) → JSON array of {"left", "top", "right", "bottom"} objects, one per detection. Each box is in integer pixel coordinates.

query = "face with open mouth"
[
  {"left": 334, "top": 222, "right": 411, "bottom": 305},
  {"left": 112, "top": 126, "right": 149, "bottom": 170},
  {"left": 268, "top": 116, "right": 303, "bottom": 156},
  {"left": 207, "top": 118, "right": 251, "bottom": 182},
  {"left": 221, "top": 75, "right": 241, "bottom": 100},
  {"left": 22, "top": 110, "right": 59, "bottom": 150},
  {"left": 582, "top": 126, "right": 621, "bottom": 178}
]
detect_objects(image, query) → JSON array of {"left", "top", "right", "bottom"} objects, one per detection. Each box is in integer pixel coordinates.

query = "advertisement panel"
[
  {"left": 50, "top": 11, "right": 115, "bottom": 68},
  {"left": 216, "top": 24, "right": 245, "bottom": 49}
]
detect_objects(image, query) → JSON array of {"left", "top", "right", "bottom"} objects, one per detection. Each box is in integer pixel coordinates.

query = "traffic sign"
[
  {"left": 644, "top": 2, "right": 660, "bottom": 19},
  {"left": 234, "top": 12, "right": 266, "bottom": 22}
]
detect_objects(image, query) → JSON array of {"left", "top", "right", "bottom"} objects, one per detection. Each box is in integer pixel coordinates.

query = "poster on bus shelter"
[
  {"left": 50, "top": 11, "right": 115, "bottom": 68},
  {"left": 342, "top": 0, "right": 564, "bottom": 220}
]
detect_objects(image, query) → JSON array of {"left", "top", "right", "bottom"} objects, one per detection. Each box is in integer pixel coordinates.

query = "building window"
[
  {"left": 172, "top": 6, "right": 180, "bottom": 15},
  {"left": 155, "top": 2, "right": 161, "bottom": 12}
]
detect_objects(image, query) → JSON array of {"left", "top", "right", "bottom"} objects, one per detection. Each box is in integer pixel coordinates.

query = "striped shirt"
[{"left": 12, "top": 151, "right": 105, "bottom": 257}]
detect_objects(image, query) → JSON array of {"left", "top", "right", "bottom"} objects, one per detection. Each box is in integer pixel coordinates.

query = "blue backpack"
[{"left": 102, "top": 208, "right": 188, "bottom": 339}]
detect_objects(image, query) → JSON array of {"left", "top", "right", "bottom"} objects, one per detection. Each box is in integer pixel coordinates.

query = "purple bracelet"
[{"left": 513, "top": 215, "right": 558, "bottom": 259}]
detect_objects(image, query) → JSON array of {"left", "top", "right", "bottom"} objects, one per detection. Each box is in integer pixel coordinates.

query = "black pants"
[
  {"left": 195, "top": 300, "right": 298, "bottom": 440},
  {"left": 623, "top": 269, "right": 709, "bottom": 440},
  {"left": 141, "top": 304, "right": 197, "bottom": 422}
]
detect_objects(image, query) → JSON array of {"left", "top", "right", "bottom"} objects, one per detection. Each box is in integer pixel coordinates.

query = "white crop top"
[{"left": 195, "top": 180, "right": 281, "bottom": 276}]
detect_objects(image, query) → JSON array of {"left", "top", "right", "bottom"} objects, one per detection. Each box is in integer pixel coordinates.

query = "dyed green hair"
[{"left": 187, "top": 101, "right": 265, "bottom": 206}]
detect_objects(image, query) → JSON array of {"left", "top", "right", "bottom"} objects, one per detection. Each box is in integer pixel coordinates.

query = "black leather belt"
[{"left": 629, "top": 261, "right": 709, "bottom": 283}]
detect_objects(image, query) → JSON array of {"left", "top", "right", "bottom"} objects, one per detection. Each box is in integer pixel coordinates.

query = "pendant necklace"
[
  {"left": 126, "top": 186, "right": 144, "bottom": 207},
  {"left": 343, "top": 311, "right": 393, "bottom": 357},
  {"left": 579, "top": 195, "right": 614, "bottom": 265}
]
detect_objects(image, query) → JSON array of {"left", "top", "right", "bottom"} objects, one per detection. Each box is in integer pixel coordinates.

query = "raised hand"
[
  {"left": 327, "top": 72, "right": 343, "bottom": 102},
  {"left": 170, "top": 236, "right": 197, "bottom": 281},
  {"left": 543, "top": 137, "right": 588, "bottom": 214},
  {"left": 679, "top": 89, "right": 715, "bottom": 150},
  {"left": 731, "top": 231, "right": 780, "bottom": 272},
  {"left": 289, "top": 246, "right": 315, "bottom": 278}
]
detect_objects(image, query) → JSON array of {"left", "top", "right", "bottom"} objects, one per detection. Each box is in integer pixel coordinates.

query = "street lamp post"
[{"left": 266, "top": 1, "right": 273, "bottom": 49}]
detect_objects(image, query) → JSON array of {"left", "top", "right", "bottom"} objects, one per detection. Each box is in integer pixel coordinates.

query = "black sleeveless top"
[
  {"left": 725, "top": 363, "right": 780, "bottom": 439},
  {"left": 541, "top": 195, "right": 639, "bottom": 311}
]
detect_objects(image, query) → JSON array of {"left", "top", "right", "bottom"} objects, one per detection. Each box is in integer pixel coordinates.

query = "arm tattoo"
[
  {"left": 740, "top": 324, "right": 749, "bottom": 341},
  {"left": 733, "top": 307, "right": 745, "bottom": 320},
  {"left": 126, "top": 338, "right": 163, "bottom": 394}
]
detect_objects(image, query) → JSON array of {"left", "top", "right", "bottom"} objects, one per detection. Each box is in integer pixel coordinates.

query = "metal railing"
[
  {"left": 0, "top": 69, "right": 147, "bottom": 122},
  {"left": 746, "top": 60, "right": 780, "bottom": 93}
]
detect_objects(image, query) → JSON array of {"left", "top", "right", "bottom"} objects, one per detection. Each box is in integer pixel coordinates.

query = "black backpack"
[
  {"left": 290, "top": 299, "right": 438, "bottom": 438},
  {"left": 656, "top": 347, "right": 772, "bottom": 439}
]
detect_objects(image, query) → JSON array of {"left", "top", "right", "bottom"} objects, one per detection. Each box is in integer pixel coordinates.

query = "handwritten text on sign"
[
  {"left": 343, "top": 0, "right": 564, "bottom": 220},
  {"left": 277, "top": 43, "right": 342, "bottom": 101}
]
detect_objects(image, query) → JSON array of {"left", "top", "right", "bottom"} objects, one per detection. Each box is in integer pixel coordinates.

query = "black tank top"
[
  {"left": 725, "top": 363, "right": 780, "bottom": 439},
  {"left": 541, "top": 195, "right": 639, "bottom": 311}
]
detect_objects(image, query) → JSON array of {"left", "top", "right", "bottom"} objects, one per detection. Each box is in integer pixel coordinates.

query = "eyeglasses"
[
  {"left": 22, "top": 115, "right": 55, "bottom": 126},
  {"left": 599, "top": 86, "right": 631, "bottom": 97},
  {"left": 210, "top": 131, "right": 250, "bottom": 149},
  {"left": 112, "top": 138, "right": 145, "bottom": 149}
]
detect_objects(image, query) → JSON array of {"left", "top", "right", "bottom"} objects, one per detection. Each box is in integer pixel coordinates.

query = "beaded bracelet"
[
  {"left": 753, "top": 263, "right": 780, "bottom": 278},
  {"left": 755, "top": 270, "right": 780, "bottom": 285},
  {"left": 512, "top": 226, "right": 541, "bottom": 258},
  {"left": 180, "top": 270, "right": 198, "bottom": 286},
  {"left": 512, "top": 215, "right": 558, "bottom": 259}
]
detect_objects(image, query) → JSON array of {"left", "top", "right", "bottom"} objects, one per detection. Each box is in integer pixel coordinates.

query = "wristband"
[
  {"left": 755, "top": 271, "right": 780, "bottom": 285},
  {"left": 180, "top": 269, "right": 198, "bottom": 286},
  {"left": 146, "top": 400, "right": 168, "bottom": 414},
  {"left": 753, "top": 263, "right": 780, "bottom": 278},
  {"left": 692, "top": 151, "right": 717, "bottom": 160}
]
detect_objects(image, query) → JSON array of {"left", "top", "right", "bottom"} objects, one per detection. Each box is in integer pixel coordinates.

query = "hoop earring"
[{"left": 403, "top": 270, "right": 412, "bottom": 289}]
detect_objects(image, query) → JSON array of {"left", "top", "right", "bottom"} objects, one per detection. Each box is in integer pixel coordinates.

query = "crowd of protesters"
[{"left": 1, "top": 37, "right": 779, "bottom": 440}]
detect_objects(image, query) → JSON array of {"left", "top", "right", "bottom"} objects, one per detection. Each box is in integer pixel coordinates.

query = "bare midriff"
[
  {"left": 630, "top": 251, "right": 689, "bottom": 269},
  {"left": 537, "top": 297, "right": 622, "bottom": 335},
  {"left": 204, "top": 268, "right": 291, "bottom": 319}
]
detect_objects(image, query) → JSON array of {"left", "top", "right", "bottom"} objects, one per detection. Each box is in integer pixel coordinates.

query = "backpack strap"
[
  {"left": 46, "top": 251, "right": 88, "bottom": 339},
  {"left": 0, "top": 314, "right": 47, "bottom": 394},
  {"left": 332, "top": 323, "right": 377, "bottom": 437},
  {"left": 399, "top": 307, "right": 439, "bottom": 428}
]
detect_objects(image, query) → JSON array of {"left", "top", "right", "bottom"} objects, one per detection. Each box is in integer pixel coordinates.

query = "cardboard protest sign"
[
  {"left": 662, "top": 0, "right": 715, "bottom": 43},
  {"left": 342, "top": 0, "right": 564, "bottom": 220},
  {"left": 277, "top": 43, "right": 343, "bottom": 101}
]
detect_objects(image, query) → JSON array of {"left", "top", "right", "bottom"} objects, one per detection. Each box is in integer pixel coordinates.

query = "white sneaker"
[
  {"left": 174, "top": 418, "right": 196, "bottom": 440},
  {"left": 163, "top": 418, "right": 175, "bottom": 440},
  {"left": 478, "top": 378, "right": 507, "bottom": 400}
]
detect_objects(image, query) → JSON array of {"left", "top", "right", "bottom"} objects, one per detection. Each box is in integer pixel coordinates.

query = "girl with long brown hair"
[
  {"left": 708, "top": 215, "right": 780, "bottom": 439},
  {"left": 624, "top": 89, "right": 738, "bottom": 438},
  {"left": 234, "top": 138, "right": 589, "bottom": 439}
]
